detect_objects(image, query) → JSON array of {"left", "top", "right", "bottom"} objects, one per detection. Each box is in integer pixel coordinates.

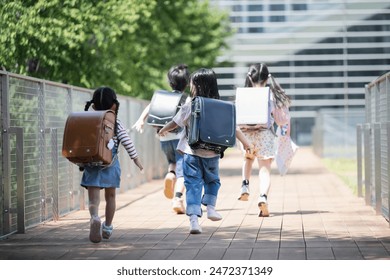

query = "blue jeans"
[
  {"left": 160, "top": 139, "right": 183, "bottom": 178},
  {"left": 183, "top": 154, "right": 220, "bottom": 217}
]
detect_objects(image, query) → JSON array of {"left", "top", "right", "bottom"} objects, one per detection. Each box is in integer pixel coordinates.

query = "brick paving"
[{"left": 0, "top": 147, "right": 389, "bottom": 260}]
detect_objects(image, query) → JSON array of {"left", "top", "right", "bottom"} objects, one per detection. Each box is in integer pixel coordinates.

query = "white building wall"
[{"left": 210, "top": 0, "right": 390, "bottom": 145}]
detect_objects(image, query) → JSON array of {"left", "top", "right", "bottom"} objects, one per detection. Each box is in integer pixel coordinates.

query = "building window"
[
  {"left": 232, "top": 5, "right": 242, "bottom": 12},
  {"left": 248, "top": 5, "right": 263, "bottom": 12},
  {"left": 292, "top": 4, "right": 307, "bottom": 11},
  {"left": 269, "top": 4, "right": 285, "bottom": 22}
]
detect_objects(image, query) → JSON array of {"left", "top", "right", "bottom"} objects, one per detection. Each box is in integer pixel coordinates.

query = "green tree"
[{"left": 0, "top": 0, "right": 232, "bottom": 99}]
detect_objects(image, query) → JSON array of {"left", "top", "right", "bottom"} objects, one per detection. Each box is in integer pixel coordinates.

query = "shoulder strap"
[{"left": 267, "top": 87, "right": 272, "bottom": 128}]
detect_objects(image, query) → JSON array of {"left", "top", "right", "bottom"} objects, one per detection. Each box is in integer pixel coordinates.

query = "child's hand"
[
  {"left": 133, "top": 157, "right": 144, "bottom": 173},
  {"left": 245, "top": 146, "right": 257, "bottom": 160},
  {"left": 158, "top": 127, "right": 168, "bottom": 137},
  {"left": 132, "top": 120, "right": 144, "bottom": 134}
]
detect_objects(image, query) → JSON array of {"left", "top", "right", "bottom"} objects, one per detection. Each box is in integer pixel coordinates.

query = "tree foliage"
[{"left": 0, "top": 0, "right": 232, "bottom": 99}]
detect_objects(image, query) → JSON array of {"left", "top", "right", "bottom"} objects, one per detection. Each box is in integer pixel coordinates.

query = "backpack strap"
[{"left": 267, "top": 87, "right": 272, "bottom": 129}]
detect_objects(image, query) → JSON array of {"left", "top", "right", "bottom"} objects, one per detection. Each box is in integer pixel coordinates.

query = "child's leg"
[
  {"left": 104, "top": 187, "right": 116, "bottom": 226},
  {"left": 183, "top": 154, "right": 203, "bottom": 217},
  {"left": 88, "top": 186, "right": 101, "bottom": 218},
  {"left": 241, "top": 131, "right": 255, "bottom": 182},
  {"left": 168, "top": 163, "right": 176, "bottom": 173},
  {"left": 258, "top": 158, "right": 272, "bottom": 196},
  {"left": 88, "top": 186, "right": 102, "bottom": 243},
  {"left": 174, "top": 177, "right": 185, "bottom": 196},
  {"left": 173, "top": 152, "right": 185, "bottom": 214},
  {"left": 172, "top": 177, "right": 186, "bottom": 214},
  {"left": 160, "top": 140, "right": 177, "bottom": 199},
  {"left": 242, "top": 157, "right": 254, "bottom": 181},
  {"left": 200, "top": 156, "right": 222, "bottom": 221},
  {"left": 257, "top": 158, "right": 272, "bottom": 217},
  {"left": 173, "top": 150, "right": 185, "bottom": 196},
  {"left": 239, "top": 157, "right": 254, "bottom": 200},
  {"left": 101, "top": 187, "right": 116, "bottom": 240}
]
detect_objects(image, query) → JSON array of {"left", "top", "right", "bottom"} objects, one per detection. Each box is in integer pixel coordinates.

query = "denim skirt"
[{"left": 80, "top": 149, "right": 121, "bottom": 189}]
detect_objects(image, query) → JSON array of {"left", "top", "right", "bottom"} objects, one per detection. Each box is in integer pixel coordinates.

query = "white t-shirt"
[{"left": 159, "top": 130, "right": 181, "bottom": 141}]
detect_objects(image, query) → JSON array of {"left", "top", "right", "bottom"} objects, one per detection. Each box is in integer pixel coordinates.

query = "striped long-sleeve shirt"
[{"left": 115, "top": 119, "right": 138, "bottom": 160}]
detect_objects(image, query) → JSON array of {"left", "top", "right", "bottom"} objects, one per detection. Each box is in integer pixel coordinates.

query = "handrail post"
[
  {"left": 363, "top": 123, "right": 371, "bottom": 206},
  {"left": 356, "top": 124, "right": 363, "bottom": 197},
  {"left": 373, "top": 123, "right": 381, "bottom": 215},
  {"left": 9, "top": 127, "right": 25, "bottom": 233}
]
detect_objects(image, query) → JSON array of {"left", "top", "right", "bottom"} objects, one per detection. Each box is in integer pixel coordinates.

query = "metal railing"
[
  {"left": 312, "top": 108, "right": 365, "bottom": 158},
  {"left": 357, "top": 71, "right": 390, "bottom": 224},
  {"left": 0, "top": 71, "right": 166, "bottom": 237}
]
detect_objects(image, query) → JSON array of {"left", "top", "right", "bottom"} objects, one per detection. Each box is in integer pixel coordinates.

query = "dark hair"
[
  {"left": 84, "top": 86, "right": 120, "bottom": 138},
  {"left": 168, "top": 64, "right": 190, "bottom": 92},
  {"left": 190, "top": 68, "right": 220, "bottom": 99},
  {"left": 85, "top": 86, "right": 119, "bottom": 112},
  {"left": 245, "top": 63, "right": 269, "bottom": 87},
  {"left": 245, "top": 63, "right": 290, "bottom": 108}
]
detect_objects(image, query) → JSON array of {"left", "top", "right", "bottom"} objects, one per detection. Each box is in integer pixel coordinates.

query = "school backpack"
[
  {"left": 147, "top": 90, "right": 186, "bottom": 127},
  {"left": 187, "top": 96, "right": 236, "bottom": 158},
  {"left": 235, "top": 87, "right": 271, "bottom": 131},
  {"left": 62, "top": 110, "right": 116, "bottom": 167}
]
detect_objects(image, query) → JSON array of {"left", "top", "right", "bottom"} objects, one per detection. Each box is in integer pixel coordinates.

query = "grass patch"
[{"left": 322, "top": 158, "right": 359, "bottom": 195}]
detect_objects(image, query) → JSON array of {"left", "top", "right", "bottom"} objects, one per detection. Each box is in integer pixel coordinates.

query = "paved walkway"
[{"left": 0, "top": 147, "right": 389, "bottom": 260}]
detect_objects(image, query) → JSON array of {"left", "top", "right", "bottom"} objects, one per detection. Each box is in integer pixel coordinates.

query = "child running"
[
  {"left": 81, "top": 86, "right": 143, "bottom": 243},
  {"left": 132, "top": 64, "right": 189, "bottom": 214},
  {"left": 158, "top": 68, "right": 251, "bottom": 234},
  {"left": 238, "top": 63, "right": 291, "bottom": 217}
]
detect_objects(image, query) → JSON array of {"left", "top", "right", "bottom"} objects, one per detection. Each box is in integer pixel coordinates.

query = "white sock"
[
  {"left": 190, "top": 214, "right": 198, "bottom": 222},
  {"left": 207, "top": 205, "right": 222, "bottom": 220}
]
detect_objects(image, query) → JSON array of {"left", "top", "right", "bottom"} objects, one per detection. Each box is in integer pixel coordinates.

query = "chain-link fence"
[
  {"left": 0, "top": 71, "right": 166, "bottom": 237},
  {"left": 357, "top": 71, "right": 390, "bottom": 223}
]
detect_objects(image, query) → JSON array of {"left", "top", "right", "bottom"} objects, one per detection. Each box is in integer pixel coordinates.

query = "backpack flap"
[
  {"left": 197, "top": 96, "right": 236, "bottom": 148},
  {"left": 236, "top": 87, "right": 271, "bottom": 130},
  {"left": 147, "top": 90, "right": 184, "bottom": 126},
  {"left": 199, "top": 97, "right": 236, "bottom": 147},
  {"left": 62, "top": 110, "right": 116, "bottom": 166}
]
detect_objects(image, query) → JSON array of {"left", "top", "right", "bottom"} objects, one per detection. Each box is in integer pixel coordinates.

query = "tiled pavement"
[{"left": 0, "top": 147, "right": 389, "bottom": 260}]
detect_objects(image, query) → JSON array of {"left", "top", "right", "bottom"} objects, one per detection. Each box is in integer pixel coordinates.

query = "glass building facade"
[{"left": 210, "top": 0, "right": 390, "bottom": 145}]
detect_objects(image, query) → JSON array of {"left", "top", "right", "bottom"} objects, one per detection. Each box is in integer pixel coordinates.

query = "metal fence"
[
  {"left": 0, "top": 71, "right": 166, "bottom": 238},
  {"left": 312, "top": 108, "right": 365, "bottom": 158},
  {"left": 357, "top": 71, "right": 390, "bottom": 223}
]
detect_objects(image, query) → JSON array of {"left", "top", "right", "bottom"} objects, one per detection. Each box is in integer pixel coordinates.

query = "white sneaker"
[
  {"left": 89, "top": 216, "right": 102, "bottom": 243},
  {"left": 172, "top": 197, "right": 185, "bottom": 214},
  {"left": 258, "top": 195, "right": 269, "bottom": 217},
  {"left": 189, "top": 215, "right": 202, "bottom": 234},
  {"left": 102, "top": 222, "right": 113, "bottom": 239},
  {"left": 207, "top": 205, "right": 222, "bottom": 221},
  {"left": 163, "top": 172, "right": 176, "bottom": 199},
  {"left": 238, "top": 180, "right": 250, "bottom": 201}
]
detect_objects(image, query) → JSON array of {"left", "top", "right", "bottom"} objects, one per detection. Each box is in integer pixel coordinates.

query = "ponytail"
[
  {"left": 84, "top": 100, "right": 93, "bottom": 111},
  {"left": 268, "top": 74, "right": 291, "bottom": 108}
]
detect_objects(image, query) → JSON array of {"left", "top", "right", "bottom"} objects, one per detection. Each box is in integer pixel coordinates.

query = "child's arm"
[
  {"left": 158, "top": 120, "right": 179, "bottom": 136},
  {"left": 236, "top": 127, "right": 253, "bottom": 155},
  {"left": 133, "top": 157, "right": 144, "bottom": 172},
  {"left": 117, "top": 120, "right": 143, "bottom": 171},
  {"left": 132, "top": 104, "right": 150, "bottom": 133}
]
